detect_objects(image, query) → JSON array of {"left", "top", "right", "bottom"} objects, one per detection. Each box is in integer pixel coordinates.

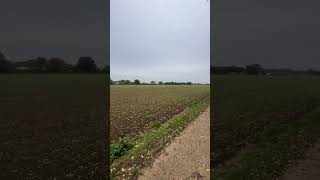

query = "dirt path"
[
  {"left": 281, "top": 140, "right": 320, "bottom": 180},
  {"left": 138, "top": 108, "right": 210, "bottom": 180}
]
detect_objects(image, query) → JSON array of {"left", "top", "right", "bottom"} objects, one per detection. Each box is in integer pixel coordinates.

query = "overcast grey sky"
[
  {"left": 0, "top": 0, "right": 107, "bottom": 66},
  {"left": 111, "top": 0, "right": 210, "bottom": 83},
  {"left": 214, "top": 0, "right": 320, "bottom": 70}
]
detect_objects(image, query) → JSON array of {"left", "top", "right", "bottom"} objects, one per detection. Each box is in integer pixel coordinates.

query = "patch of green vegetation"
[
  {"left": 110, "top": 138, "right": 134, "bottom": 163},
  {"left": 110, "top": 96, "right": 209, "bottom": 179},
  {"left": 149, "top": 120, "right": 162, "bottom": 130}
]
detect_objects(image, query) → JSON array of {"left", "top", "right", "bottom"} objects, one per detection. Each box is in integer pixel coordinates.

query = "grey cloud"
[
  {"left": 214, "top": 0, "right": 320, "bottom": 70},
  {"left": 0, "top": 0, "right": 107, "bottom": 66},
  {"left": 111, "top": 0, "right": 210, "bottom": 83}
]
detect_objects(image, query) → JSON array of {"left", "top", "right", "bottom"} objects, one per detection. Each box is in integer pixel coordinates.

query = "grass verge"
[
  {"left": 110, "top": 96, "right": 209, "bottom": 179},
  {"left": 214, "top": 106, "right": 320, "bottom": 180}
]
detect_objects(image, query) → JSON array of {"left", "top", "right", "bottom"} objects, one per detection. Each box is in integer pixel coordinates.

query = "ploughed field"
[
  {"left": 213, "top": 75, "right": 320, "bottom": 178},
  {"left": 110, "top": 85, "right": 210, "bottom": 142},
  {"left": 0, "top": 74, "right": 107, "bottom": 179}
]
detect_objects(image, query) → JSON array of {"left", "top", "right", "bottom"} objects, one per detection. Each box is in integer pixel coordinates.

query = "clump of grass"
[
  {"left": 110, "top": 138, "right": 134, "bottom": 163},
  {"left": 149, "top": 120, "right": 162, "bottom": 130}
]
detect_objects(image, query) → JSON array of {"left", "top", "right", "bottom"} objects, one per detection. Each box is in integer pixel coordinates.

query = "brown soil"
[
  {"left": 138, "top": 108, "right": 210, "bottom": 180},
  {"left": 281, "top": 140, "right": 320, "bottom": 180}
]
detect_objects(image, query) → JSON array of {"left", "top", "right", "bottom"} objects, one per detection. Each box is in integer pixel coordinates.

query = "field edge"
[
  {"left": 110, "top": 96, "right": 210, "bottom": 179},
  {"left": 213, "top": 106, "right": 320, "bottom": 180}
]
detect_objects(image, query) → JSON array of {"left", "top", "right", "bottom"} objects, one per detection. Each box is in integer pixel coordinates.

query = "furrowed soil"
[
  {"left": 110, "top": 95, "right": 209, "bottom": 179},
  {"left": 213, "top": 75, "right": 320, "bottom": 179},
  {"left": 281, "top": 140, "right": 320, "bottom": 180},
  {"left": 0, "top": 74, "right": 107, "bottom": 179},
  {"left": 111, "top": 85, "right": 210, "bottom": 142}
]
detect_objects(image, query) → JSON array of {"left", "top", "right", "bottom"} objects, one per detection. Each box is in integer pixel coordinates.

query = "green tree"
[
  {"left": 245, "top": 64, "right": 263, "bottom": 75},
  {"left": 47, "top": 58, "right": 69, "bottom": 73},
  {"left": 124, "top": 80, "right": 131, "bottom": 85},
  {"left": 76, "top": 57, "right": 98, "bottom": 73},
  {"left": 0, "top": 52, "right": 14, "bottom": 73},
  {"left": 134, "top": 79, "right": 141, "bottom": 85}
]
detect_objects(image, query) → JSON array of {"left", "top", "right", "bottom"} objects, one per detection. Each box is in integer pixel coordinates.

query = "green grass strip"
[{"left": 214, "top": 106, "right": 320, "bottom": 180}]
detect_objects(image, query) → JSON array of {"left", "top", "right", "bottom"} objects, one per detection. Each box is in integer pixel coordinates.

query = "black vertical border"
[
  {"left": 106, "top": 0, "right": 111, "bottom": 178},
  {"left": 210, "top": 0, "right": 215, "bottom": 177}
]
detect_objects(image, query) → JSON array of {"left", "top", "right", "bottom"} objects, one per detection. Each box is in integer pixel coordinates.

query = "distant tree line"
[
  {"left": 211, "top": 64, "right": 320, "bottom": 75},
  {"left": 211, "top": 64, "right": 264, "bottom": 75},
  {"left": 110, "top": 79, "right": 194, "bottom": 85},
  {"left": 0, "top": 52, "right": 108, "bottom": 73}
]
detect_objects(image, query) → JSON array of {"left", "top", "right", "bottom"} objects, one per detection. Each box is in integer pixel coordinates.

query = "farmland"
[
  {"left": 213, "top": 75, "right": 320, "bottom": 179},
  {"left": 0, "top": 74, "right": 107, "bottom": 179},
  {"left": 110, "top": 85, "right": 210, "bottom": 178},
  {"left": 110, "top": 85, "right": 210, "bottom": 142}
]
